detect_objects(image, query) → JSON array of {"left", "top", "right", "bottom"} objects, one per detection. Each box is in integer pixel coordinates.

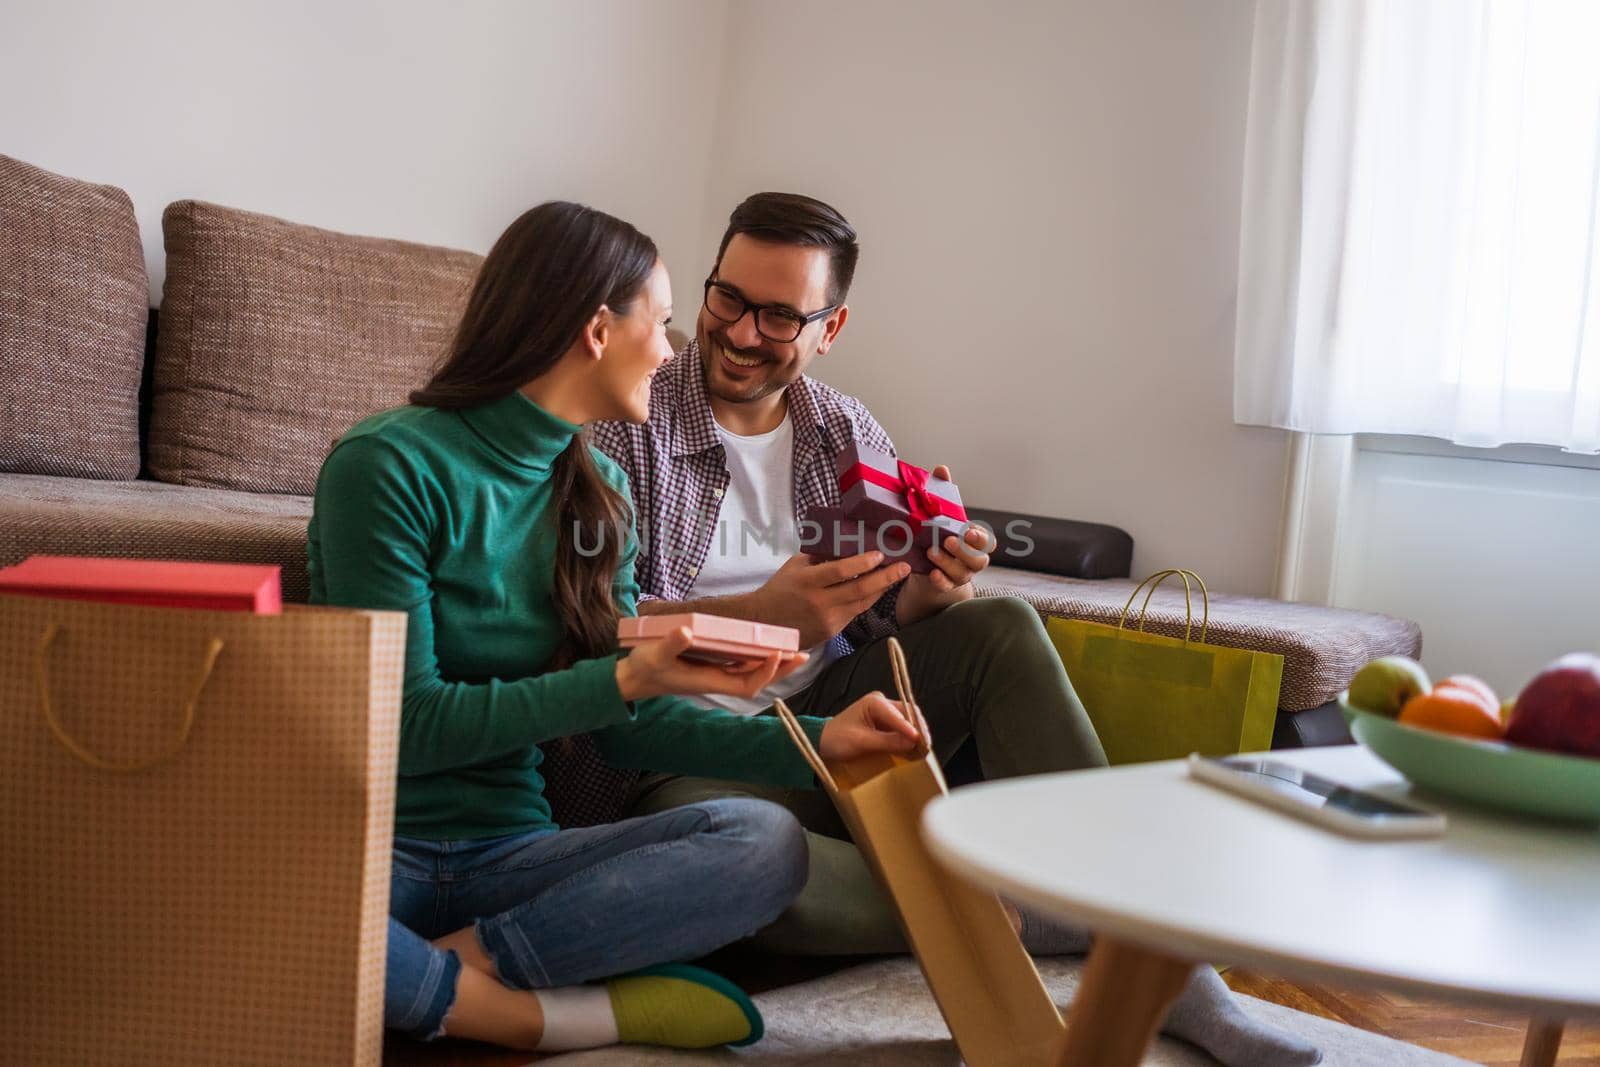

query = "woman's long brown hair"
[{"left": 411, "top": 201, "right": 655, "bottom": 668}]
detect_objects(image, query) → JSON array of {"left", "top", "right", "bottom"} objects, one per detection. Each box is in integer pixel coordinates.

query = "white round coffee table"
[{"left": 924, "top": 745, "right": 1600, "bottom": 1067}]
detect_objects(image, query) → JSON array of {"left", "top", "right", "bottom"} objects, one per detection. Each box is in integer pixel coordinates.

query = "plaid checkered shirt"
[{"left": 590, "top": 340, "right": 903, "bottom": 651}]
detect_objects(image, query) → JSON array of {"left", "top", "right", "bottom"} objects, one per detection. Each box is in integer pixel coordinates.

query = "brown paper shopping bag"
[
  {"left": 0, "top": 594, "right": 406, "bottom": 1065},
  {"left": 775, "top": 638, "right": 1065, "bottom": 1067}
]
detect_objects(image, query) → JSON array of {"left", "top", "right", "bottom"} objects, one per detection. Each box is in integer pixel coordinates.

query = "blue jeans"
[{"left": 385, "top": 797, "right": 809, "bottom": 1040}]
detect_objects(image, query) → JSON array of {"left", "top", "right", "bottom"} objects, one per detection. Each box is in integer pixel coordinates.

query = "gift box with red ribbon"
[{"left": 801, "top": 443, "right": 968, "bottom": 573}]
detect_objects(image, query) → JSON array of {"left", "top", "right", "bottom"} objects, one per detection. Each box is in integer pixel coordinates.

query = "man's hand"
[
  {"left": 615, "top": 626, "right": 809, "bottom": 703},
  {"left": 896, "top": 465, "right": 992, "bottom": 625},
  {"left": 923, "top": 522, "right": 992, "bottom": 593},
  {"left": 753, "top": 551, "right": 911, "bottom": 648}
]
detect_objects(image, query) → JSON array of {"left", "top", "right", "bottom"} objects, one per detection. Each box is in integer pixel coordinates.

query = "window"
[{"left": 1234, "top": 0, "right": 1600, "bottom": 454}]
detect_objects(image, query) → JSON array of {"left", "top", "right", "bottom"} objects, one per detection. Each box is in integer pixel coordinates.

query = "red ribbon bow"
[{"left": 843, "top": 458, "right": 968, "bottom": 524}]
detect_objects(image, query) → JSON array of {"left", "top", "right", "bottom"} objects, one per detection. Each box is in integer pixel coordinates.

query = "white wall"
[
  {"left": 701, "top": 0, "right": 1290, "bottom": 594},
  {"left": 1332, "top": 440, "right": 1600, "bottom": 698},
  {"left": 4, "top": 0, "right": 1291, "bottom": 595},
  {"left": 0, "top": 0, "right": 730, "bottom": 302}
]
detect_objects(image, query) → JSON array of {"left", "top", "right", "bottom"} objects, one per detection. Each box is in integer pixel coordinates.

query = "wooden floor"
[
  {"left": 1223, "top": 969, "right": 1600, "bottom": 1066},
  {"left": 384, "top": 954, "right": 1600, "bottom": 1065}
]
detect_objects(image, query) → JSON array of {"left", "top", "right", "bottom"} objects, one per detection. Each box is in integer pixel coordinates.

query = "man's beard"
[{"left": 699, "top": 327, "right": 793, "bottom": 404}]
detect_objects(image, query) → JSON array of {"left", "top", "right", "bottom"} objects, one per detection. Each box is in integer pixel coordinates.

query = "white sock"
[{"left": 533, "top": 985, "right": 621, "bottom": 1052}]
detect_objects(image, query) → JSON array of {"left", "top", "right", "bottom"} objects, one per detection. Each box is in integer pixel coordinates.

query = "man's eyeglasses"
[{"left": 703, "top": 278, "right": 838, "bottom": 344}]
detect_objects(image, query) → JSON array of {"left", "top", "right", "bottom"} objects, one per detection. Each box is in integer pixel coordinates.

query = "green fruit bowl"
[{"left": 1338, "top": 694, "right": 1600, "bottom": 824}]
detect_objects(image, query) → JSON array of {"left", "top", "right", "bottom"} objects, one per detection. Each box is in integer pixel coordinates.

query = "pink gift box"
[{"left": 618, "top": 613, "right": 801, "bottom": 666}]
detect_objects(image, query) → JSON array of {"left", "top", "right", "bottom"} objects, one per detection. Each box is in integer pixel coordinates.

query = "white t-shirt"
[{"left": 683, "top": 410, "right": 834, "bottom": 715}]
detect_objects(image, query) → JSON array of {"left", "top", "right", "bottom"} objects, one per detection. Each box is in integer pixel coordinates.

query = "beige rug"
[{"left": 546, "top": 957, "right": 1474, "bottom": 1065}]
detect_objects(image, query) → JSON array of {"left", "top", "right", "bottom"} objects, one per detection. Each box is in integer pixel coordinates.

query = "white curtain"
[{"left": 1234, "top": 0, "right": 1600, "bottom": 454}]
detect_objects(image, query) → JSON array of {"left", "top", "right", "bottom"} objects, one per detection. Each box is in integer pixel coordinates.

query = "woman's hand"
[
  {"left": 818, "top": 692, "right": 928, "bottom": 762},
  {"left": 614, "top": 626, "right": 809, "bottom": 703}
]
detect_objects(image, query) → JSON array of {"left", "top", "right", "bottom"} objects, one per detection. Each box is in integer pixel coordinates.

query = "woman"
[{"left": 308, "top": 201, "right": 924, "bottom": 1053}]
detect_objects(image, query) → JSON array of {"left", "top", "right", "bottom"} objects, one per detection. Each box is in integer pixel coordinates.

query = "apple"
[
  {"left": 1348, "top": 656, "right": 1431, "bottom": 718},
  {"left": 1505, "top": 653, "right": 1600, "bottom": 758}
]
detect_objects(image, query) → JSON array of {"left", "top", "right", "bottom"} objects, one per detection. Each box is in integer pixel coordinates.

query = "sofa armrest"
[{"left": 963, "top": 507, "right": 1133, "bottom": 580}]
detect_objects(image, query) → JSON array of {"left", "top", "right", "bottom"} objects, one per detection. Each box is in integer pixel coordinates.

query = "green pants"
[{"left": 623, "top": 595, "right": 1108, "bottom": 955}]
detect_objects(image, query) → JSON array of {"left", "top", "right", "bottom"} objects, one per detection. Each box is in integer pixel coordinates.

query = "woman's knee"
[{"left": 693, "top": 797, "right": 809, "bottom": 914}]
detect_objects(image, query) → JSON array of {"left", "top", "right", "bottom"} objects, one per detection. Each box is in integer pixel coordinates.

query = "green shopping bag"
[{"left": 1045, "top": 569, "right": 1282, "bottom": 764}]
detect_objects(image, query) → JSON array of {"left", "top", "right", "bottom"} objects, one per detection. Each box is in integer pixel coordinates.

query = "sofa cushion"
[
  {"left": 973, "top": 565, "right": 1423, "bottom": 711},
  {"left": 0, "top": 473, "right": 314, "bottom": 602},
  {"left": 0, "top": 155, "right": 147, "bottom": 480},
  {"left": 147, "top": 200, "right": 482, "bottom": 495}
]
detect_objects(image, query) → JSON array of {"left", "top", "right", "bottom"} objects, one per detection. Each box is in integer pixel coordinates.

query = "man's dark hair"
[{"left": 714, "top": 192, "right": 859, "bottom": 306}]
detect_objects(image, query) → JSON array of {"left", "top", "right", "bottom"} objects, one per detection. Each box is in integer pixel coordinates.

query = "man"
[
  {"left": 592, "top": 195, "right": 1320, "bottom": 1066},
  {"left": 593, "top": 191, "right": 1105, "bottom": 950}
]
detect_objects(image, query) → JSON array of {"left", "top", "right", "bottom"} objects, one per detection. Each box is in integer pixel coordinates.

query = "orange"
[{"left": 1399, "top": 689, "right": 1507, "bottom": 740}]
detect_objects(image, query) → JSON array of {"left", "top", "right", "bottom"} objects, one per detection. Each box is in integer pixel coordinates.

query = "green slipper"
[{"left": 607, "top": 962, "right": 764, "bottom": 1049}]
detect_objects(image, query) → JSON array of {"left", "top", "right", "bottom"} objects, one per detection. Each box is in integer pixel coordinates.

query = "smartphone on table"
[{"left": 1186, "top": 754, "right": 1447, "bottom": 839}]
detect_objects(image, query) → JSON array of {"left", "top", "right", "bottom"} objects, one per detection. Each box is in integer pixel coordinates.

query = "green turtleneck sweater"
[{"left": 307, "top": 391, "right": 827, "bottom": 840}]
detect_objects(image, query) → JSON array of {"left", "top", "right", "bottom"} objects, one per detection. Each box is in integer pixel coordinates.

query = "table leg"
[
  {"left": 1520, "top": 1016, "right": 1565, "bottom": 1067},
  {"left": 1056, "top": 935, "right": 1194, "bottom": 1067}
]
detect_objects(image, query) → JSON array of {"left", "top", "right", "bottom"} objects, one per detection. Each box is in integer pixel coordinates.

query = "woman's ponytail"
[{"left": 547, "top": 434, "right": 629, "bottom": 669}]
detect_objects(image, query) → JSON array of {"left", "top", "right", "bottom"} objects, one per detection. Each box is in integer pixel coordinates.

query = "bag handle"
[
  {"left": 1117, "top": 569, "right": 1210, "bottom": 644},
  {"left": 34, "top": 622, "right": 225, "bottom": 773},
  {"left": 774, "top": 695, "right": 837, "bottom": 793},
  {"left": 885, "top": 635, "right": 934, "bottom": 755},
  {"left": 773, "top": 635, "right": 932, "bottom": 794}
]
